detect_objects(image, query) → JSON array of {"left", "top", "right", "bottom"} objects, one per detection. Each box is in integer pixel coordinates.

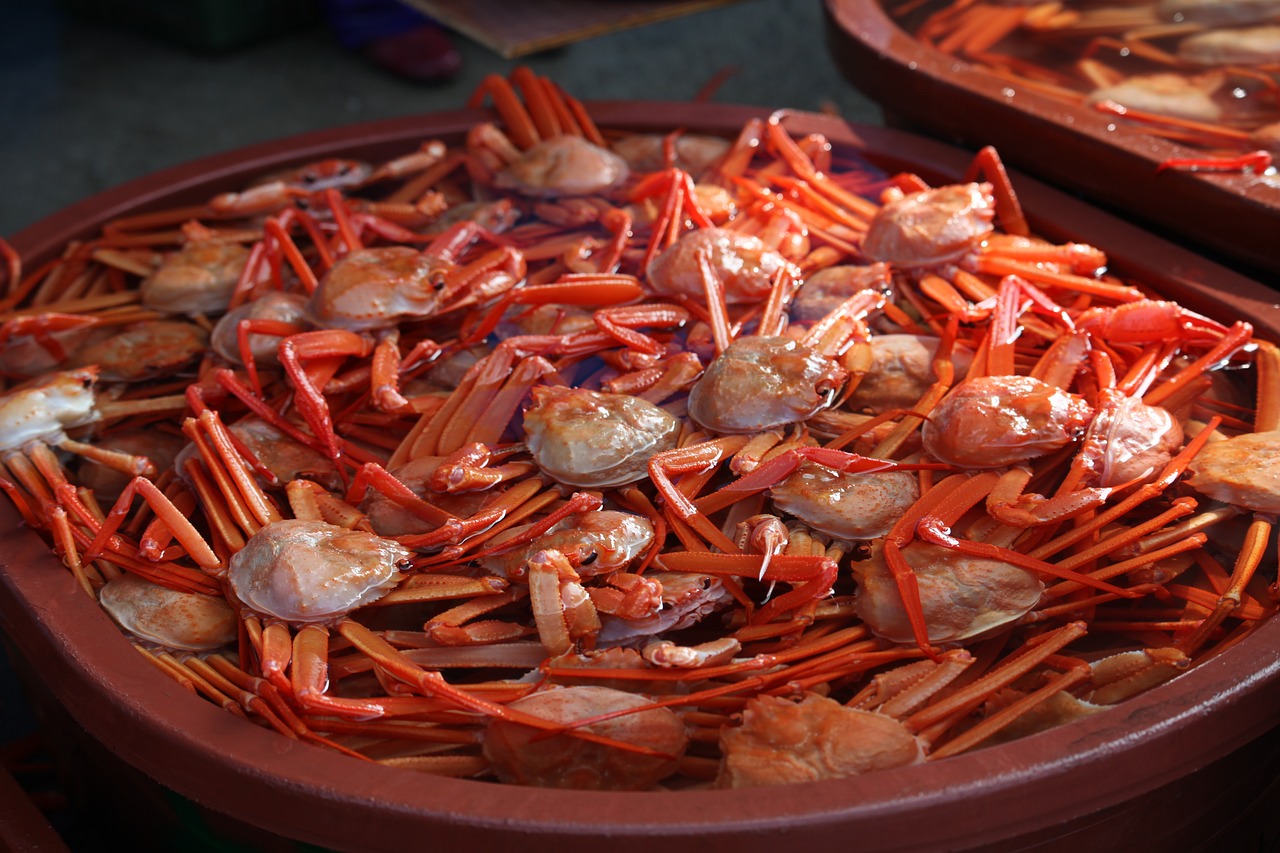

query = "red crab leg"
[
  {"left": 83, "top": 476, "right": 221, "bottom": 571},
  {"left": 879, "top": 474, "right": 989, "bottom": 659},
  {"left": 1157, "top": 151, "right": 1272, "bottom": 174},
  {"left": 658, "top": 552, "right": 839, "bottom": 626},
  {"left": 344, "top": 462, "right": 457, "bottom": 527},
  {"left": 963, "top": 145, "right": 1029, "bottom": 237},
  {"left": 277, "top": 329, "right": 375, "bottom": 461},
  {"left": 464, "top": 273, "right": 644, "bottom": 344},
  {"left": 648, "top": 438, "right": 751, "bottom": 554}
]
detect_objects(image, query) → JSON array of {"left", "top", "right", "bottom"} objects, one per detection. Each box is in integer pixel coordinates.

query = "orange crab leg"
[
  {"left": 233, "top": 317, "right": 308, "bottom": 396},
  {"left": 463, "top": 273, "right": 644, "bottom": 344},
  {"left": 510, "top": 66, "right": 565, "bottom": 141},
  {"left": 261, "top": 218, "right": 320, "bottom": 294},
  {"left": 465, "top": 490, "right": 602, "bottom": 567},
  {"left": 658, "top": 551, "right": 839, "bottom": 626},
  {"left": 1028, "top": 419, "right": 1222, "bottom": 561},
  {"left": 200, "top": 370, "right": 321, "bottom": 466},
  {"left": 877, "top": 473, "right": 996, "bottom": 657},
  {"left": 916, "top": 515, "right": 1131, "bottom": 596},
  {"left": 83, "top": 476, "right": 221, "bottom": 570},
  {"left": 592, "top": 303, "right": 689, "bottom": 357},
  {"left": 468, "top": 73, "right": 540, "bottom": 149},
  {"left": 336, "top": 619, "right": 568, "bottom": 731},
  {"left": 1092, "top": 99, "right": 1258, "bottom": 152},
  {"left": 985, "top": 464, "right": 1114, "bottom": 528},
  {"left": 425, "top": 442, "right": 533, "bottom": 493},
  {"left": 1144, "top": 322, "right": 1252, "bottom": 406},
  {"left": 445, "top": 354, "right": 555, "bottom": 453},
  {"left": 1158, "top": 150, "right": 1274, "bottom": 174}
]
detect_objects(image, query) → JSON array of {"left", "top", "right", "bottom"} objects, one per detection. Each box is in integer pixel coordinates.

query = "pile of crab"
[{"left": 0, "top": 67, "right": 1275, "bottom": 791}]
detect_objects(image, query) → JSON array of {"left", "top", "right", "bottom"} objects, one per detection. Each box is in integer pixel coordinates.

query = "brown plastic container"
[
  {"left": 823, "top": 0, "right": 1280, "bottom": 278},
  {"left": 2, "top": 103, "right": 1280, "bottom": 852}
]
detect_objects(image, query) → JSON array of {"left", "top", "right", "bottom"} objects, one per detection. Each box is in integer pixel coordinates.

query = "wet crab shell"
[
  {"left": 306, "top": 246, "right": 449, "bottom": 331},
  {"left": 1186, "top": 429, "right": 1280, "bottom": 514},
  {"left": 921, "top": 375, "right": 1094, "bottom": 469},
  {"left": 688, "top": 336, "right": 847, "bottom": 434},
  {"left": 1085, "top": 73, "right": 1226, "bottom": 124},
  {"left": 476, "top": 511, "right": 655, "bottom": 579},
  {"left": 227, "top": 519, "right": 410, "bottom": 625},
  {"left": 846, "top": 334, "right": 974, "bottom": 415},
  {"left": 646, "top": 227, "right": 789, "bottom": 304},
  {"left": 861, "top": 183, "right": 995, "bottom": 268},
  {"left": 523, "top": 386, "right": 681, "bottom": 488},
  {"left": 210, "top": 291, "right": 311, "bottom": 366},
  {"left": 69, "top": 320, "right": 209, "bottom": 382},
  {"left": 610, "top": 133, "right": 731, "bottom": 177},
  {"left": 1177, "top": 25, "right": 1280, "bottom": 65}
]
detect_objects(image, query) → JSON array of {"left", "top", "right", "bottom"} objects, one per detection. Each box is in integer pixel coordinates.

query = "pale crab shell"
[
  {"left": 306, "top": 246, "right": 448, "bottom": 332},
  {"left": 770, "top": 462, "right": 920, "bottom": 541},
  {"left": 476, "top": 510, "right": 655, "bottom": 579},
  {"left": 0, "top": 366, "right": 100, "bottom": 452},
  {"left": 1187, "top": 429, "right": 1280, "bottom": 514},
  {"left": 210, "top": 290, "right": 311, "bottom": 366},
  {"left": 99, "top": 573, "right": 237, "bottom": 653},
  {"left": 1178, "top": 24, "right": 1280, "bottom": 65},
  {"left": 921, "top": 375, "right": 1094, "bottom": 469},
  {"left": 140, "top": 240, "right": 251, "bottom": 316},
  {"left": 853, "top": 541, "right": 1044, "bottom": 645},
  {"left": 717, "top": 692, "right": 924, "bottom": 788},
  {"left": 647, "top": 227, "right": 789, "bottom": 304},
  {"left": 227, "top": 519, "right": 409, "bottom": 625},
  {"left": 846, "top": 334, "right": 975, "bottom": 415},
  {"left": 69, "top": 320, "right": 209, "bottom": 382},
  {"left": 1085, "top": 72, "right": 1225, "bottom": 123},
  {"left": 494, "top": 136, "right": 630, "bottom": 198},
  {"left": 861, "top": 182, "right": 995, "bottom": 269},
  {"left": 484, "top": 685, "right": 688, "bottom": 790}
]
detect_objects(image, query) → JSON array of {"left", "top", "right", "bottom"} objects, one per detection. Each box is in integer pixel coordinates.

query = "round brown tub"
[{"left": 2, "top": 102, "right": 1279, "bottom": 852}]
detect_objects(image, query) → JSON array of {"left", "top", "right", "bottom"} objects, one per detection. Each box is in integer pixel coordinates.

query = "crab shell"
[
  {"left": 227, "top": 519, "right": 410, "bottom": 625},
  {"left": 523, "top": 386, "right": 681, "bottom": 488},
  {"left": 99, "top": 573, "right": 237, "bottom": 653}
]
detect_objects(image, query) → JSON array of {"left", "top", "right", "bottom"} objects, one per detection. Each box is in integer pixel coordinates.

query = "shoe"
[{"left": 362, "top": 24, "right": 462, "bottom": 83}]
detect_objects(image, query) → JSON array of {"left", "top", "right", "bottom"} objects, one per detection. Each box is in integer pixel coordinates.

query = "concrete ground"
[{"left": 1, "top": 0, "right": 885, "bottom": 238}]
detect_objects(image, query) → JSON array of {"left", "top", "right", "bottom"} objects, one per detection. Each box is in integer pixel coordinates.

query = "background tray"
[{"left": 823, "top": 0, "right": 1280, "bottom": 279}]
